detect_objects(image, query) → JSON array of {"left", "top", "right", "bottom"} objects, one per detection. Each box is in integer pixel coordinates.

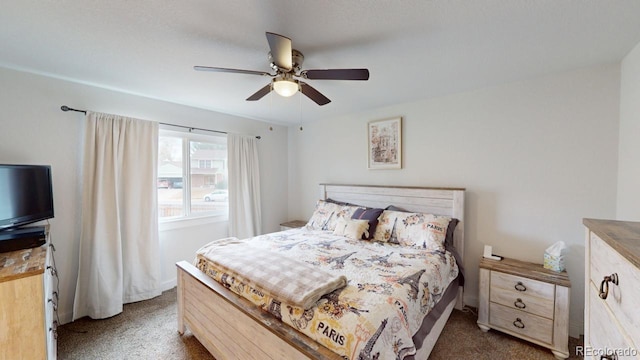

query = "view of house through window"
[
  {"left": 158, "top": 131, "right": 228, "bottom": 219},
  {"left": 189, "top": 140, "right": 228, "bottom": 215}
]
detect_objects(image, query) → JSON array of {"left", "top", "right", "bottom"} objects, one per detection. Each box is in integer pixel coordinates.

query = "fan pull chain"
[{"left": 298, "top": 90, "right": 303, "bottom": 131}]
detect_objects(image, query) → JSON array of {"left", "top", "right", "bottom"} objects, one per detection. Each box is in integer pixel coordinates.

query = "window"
[{"left": 157, "top": 130, "right": 228, "bottom": 220}]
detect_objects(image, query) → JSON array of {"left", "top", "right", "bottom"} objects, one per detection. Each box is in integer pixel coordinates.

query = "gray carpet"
[{"left": 58, "top": 288, "right": 583, "bottom": 359}]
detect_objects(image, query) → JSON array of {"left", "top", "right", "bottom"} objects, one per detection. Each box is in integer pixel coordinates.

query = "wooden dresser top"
[
  {"left": 0, "top": 246, "right": 47, "bottom": 283},
  {"left": 583, "top": 218, "right": 640, "bottom": 269}
]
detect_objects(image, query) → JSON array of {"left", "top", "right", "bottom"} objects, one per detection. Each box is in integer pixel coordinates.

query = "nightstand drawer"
[
  {"left": 489, "top": 302, "right": 553, "bottom": 344},
  {"left": 490, "top": 285, "right": 554, "bottom": 319},
  {"left": 491, "top": 271, "right": 555, "bottom": 301}
]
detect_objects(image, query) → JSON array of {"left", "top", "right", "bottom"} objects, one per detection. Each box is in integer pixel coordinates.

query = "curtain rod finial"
[{"left": 61, "top": 105, "right": 70, "bottom": 111}]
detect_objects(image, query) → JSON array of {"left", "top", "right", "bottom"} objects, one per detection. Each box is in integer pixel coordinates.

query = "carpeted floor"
[{"left": 58, "top": 288, "right": 583, "bottom": 359}]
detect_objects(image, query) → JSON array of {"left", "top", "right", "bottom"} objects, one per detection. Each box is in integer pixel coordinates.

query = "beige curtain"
[
  {"left": 228, "top": 134, "right": 262, "bottom": 239},
  {"left": 73, "top": 111, "right": 161, "bottom": 320}
]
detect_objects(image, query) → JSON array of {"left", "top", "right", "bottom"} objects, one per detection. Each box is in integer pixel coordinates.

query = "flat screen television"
[{"left": 0, "top": 164, "right": 55, "bottom": 230}]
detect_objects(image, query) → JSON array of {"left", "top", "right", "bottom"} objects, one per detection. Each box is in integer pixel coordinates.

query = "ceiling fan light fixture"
[
  {"left": 195, "top": 32, "right": 368, "bottom": 105},
  {"left": 273, "top": 78, "right": 299, "bottom": 97}
]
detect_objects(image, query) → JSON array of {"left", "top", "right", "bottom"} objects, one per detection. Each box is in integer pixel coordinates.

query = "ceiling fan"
[{"left": 194, "top": 32, "right": 370, "bottom": 106}]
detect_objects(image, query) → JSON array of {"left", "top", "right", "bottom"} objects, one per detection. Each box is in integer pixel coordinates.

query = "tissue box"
[{"left": 544, "top": 253, "right": 565, "bottom": 272}]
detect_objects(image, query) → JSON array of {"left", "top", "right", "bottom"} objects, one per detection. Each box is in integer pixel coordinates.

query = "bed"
[{"left": 177, "top": 184, "right": 465, "bottom": 360}]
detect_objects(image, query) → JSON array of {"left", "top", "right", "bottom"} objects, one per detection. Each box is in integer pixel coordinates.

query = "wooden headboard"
[{"left": 319, "top": 183, "right": 466, "bottom": 308}]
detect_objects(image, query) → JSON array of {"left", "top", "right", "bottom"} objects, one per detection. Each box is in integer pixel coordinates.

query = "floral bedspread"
[{"left": 195, "top": 228, "right": 459, "bottom": 360}]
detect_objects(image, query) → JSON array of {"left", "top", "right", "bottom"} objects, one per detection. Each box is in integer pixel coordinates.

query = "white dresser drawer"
[
  {"left": 587, "top": 284, "right": 637, "bottom": 359},
  {"left": 590, "top": 233, "right": 640, "bottom": 350},
  {"left": 489, "top": 302, "right": 553, "bottom": 344},
  {"left": 490, "top": 283, "right": 554, "bottom": 319},
  {"left": 491, "top": 271, "right": 555, "bottom": 300}
]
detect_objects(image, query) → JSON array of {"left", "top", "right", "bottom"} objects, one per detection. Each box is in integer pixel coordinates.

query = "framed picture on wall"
[{"left": 368, "top": 117, "right": 402, "bottom": 169}]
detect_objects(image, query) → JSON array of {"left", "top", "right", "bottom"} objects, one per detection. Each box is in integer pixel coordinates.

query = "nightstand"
[
  {"left": 477, "top": 257, "right": 570, "bottom": 359},
  {"left": 279, "top": 220, "right": 307, "bottom": 231}
]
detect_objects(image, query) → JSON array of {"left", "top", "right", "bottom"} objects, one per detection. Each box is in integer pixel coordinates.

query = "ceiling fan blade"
[
  {"left": 194, "top": 66, "right": 271, "bottom": 77},
  {"left": 246, "top": 83, "right": 272, "bottom": 101},
  {"left": 266, "top": 32, "right": 292, "bottom": 70},
  {"left": 301, "top": 69, "right": 369, "bottom": 80},
  {"left": 300, "top": 82, "right": 331, "bottom": 106}
]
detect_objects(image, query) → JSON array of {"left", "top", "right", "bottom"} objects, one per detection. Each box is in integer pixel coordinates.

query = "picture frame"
[{"left": 367, "top": 117, "right": 402, "bottom": 169}]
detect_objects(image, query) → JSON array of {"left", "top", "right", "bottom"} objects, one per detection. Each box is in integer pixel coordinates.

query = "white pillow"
[{"left": 333, "top": 218, "right": 370, "bottom": 240}]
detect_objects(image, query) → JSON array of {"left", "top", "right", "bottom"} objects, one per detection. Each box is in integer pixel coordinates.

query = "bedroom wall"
[
  {"left": 0, "top": 66, "right": 289, "bottom": 324},
  {"left": 288, "top": 64, "right": 620, "bottom": 337},
  {"left": 617, "top": 40, "right": 640, "bottom": 220}
]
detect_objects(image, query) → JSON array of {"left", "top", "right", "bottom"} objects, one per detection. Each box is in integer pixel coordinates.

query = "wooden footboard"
[{"left": 176, "top": 261, "right": 342, "bottom": 360}]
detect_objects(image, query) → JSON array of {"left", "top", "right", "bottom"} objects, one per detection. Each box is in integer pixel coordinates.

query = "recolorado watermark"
[{"left": 576, "top": 346, "right": 638, "bottom": 357}]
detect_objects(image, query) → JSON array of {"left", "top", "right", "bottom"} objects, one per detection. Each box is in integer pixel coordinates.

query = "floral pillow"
[
  {"left": 372, "top": 210, "right": 452, "bottom": 251},
  {"left": 305, "top": 200, "right": 362, "bottom": 231}
]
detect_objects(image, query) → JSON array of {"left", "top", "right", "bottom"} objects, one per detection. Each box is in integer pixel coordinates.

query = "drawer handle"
[
  {"left": 46, "top": 265, "right": 57, "bottom": 277},
  {"left": 514, "top": 298, "right": 526, "bottom": 309},
  {"left": 599, "top": 273, "right": 619, "bottom": 300},
  {"left": 48, "top": 298, "right": 58, "bottom": 312},
  {"left": 514, "top": 282, "right": 527, "bottom": 292},
  {"left": 49, "top": 320, "right": 58, "bottom": 340},
  {"left": 513, "top": 318, "right": 525, "bottom": 329}
]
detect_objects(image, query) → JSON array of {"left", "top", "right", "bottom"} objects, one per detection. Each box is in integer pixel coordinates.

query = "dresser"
[
  {"left": 0, "top": 235, "right": 58, "bottom": 360},
  {"left": 584, "top": 219, "right": 640, "bottom": 360},
  {"left": 477, "top": 257, "right": 571, "bottom": 359}
]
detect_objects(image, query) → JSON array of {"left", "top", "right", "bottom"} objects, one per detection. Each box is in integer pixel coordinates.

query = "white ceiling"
[{"left": 2, "top": 1, "right": 640, "bottom": 125}]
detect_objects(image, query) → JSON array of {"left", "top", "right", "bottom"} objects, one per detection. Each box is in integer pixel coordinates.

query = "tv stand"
[{"left": 0, "top": 226, "right": 46, "bottom": 253}]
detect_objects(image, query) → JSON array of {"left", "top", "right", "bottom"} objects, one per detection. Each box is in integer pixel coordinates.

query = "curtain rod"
[{"left": 60, "top": 105, "right": 261, "bottom": 139}]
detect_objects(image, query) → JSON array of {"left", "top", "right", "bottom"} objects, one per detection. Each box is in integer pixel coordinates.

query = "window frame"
[{"left": 158, "top": 128, "right": 228, "bottom": 226}]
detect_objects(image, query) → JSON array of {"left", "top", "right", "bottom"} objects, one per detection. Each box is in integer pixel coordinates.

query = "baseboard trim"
[
  {"left": 570, "top": 320, "right": 583, "bottom": 339},
  {"left": 59, "top": 310, "right": 73, "bottom": 325},
  {"left": 464, "top": 294, "right": 479, "bottom": 308},
  {"left": 161, "top": 278, "right": 176, "bottom": 292}
]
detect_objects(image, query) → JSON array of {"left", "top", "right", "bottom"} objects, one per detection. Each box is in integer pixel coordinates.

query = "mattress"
[{"left": 195, "top": 227, "right": 459, "bottom": 360}]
